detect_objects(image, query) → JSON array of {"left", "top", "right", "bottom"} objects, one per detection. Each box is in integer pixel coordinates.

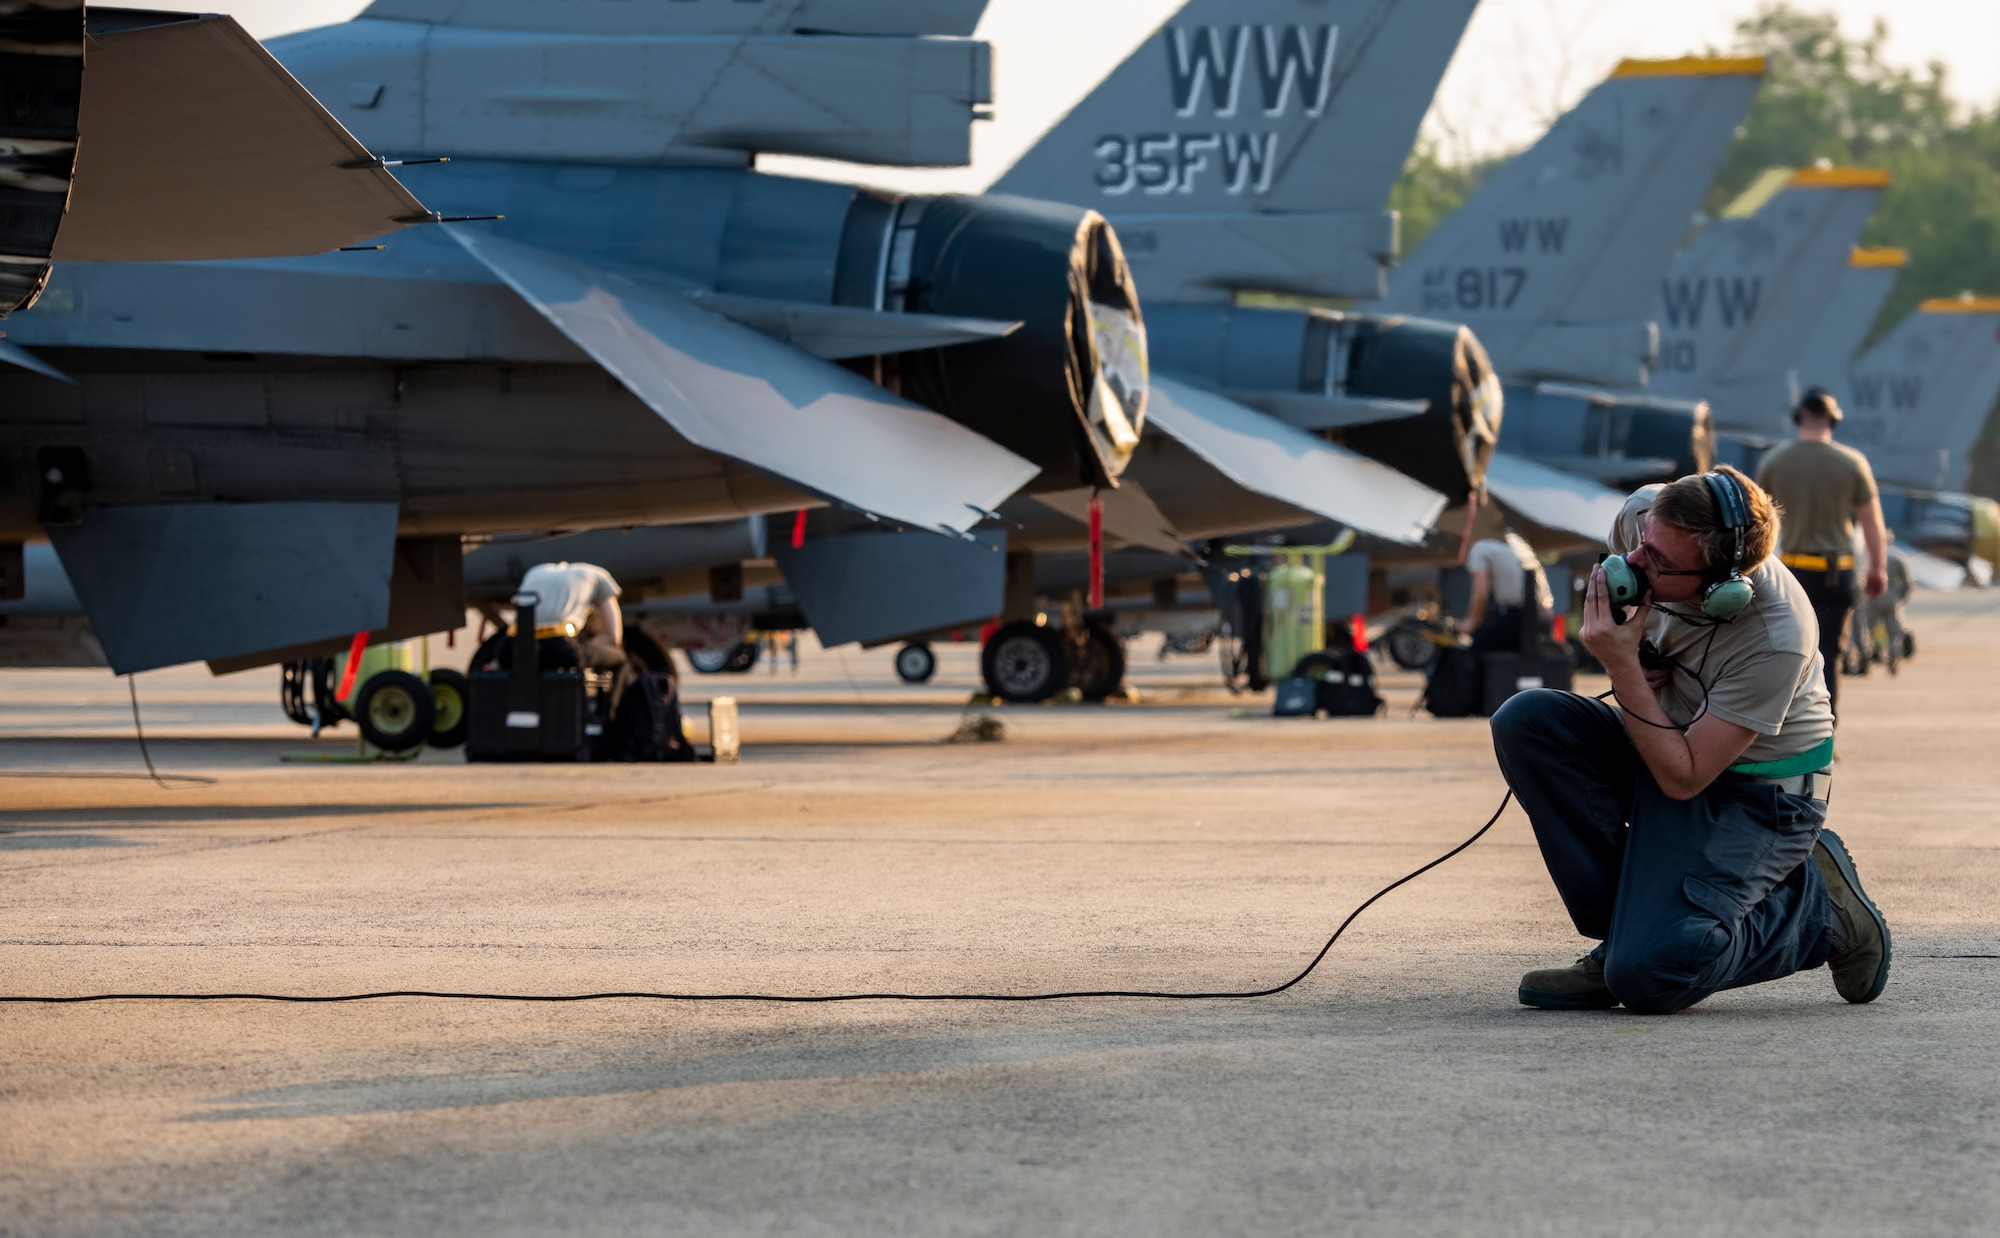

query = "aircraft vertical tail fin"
[
  {"left": 1650, "top": 167, "right": 1889, "bottom": 431},
  {"left": 1795, "top": 246, "right": 1905, "bottom": 388},
  {"left": 1375, "top": 56, "right": 1766, "bottom": 388},
  {"left": 993, "top": 0, "right": 1478, "bottom": 301},
  {"left": 1839, "top": 297, "right": 2000, "bottom": 491}
]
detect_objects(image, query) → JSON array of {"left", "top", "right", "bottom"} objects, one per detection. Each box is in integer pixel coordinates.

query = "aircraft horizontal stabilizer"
[
  {"left": 1226, "top": 389, "right": 1429, "bottom": 431},
  {"left": 47, "top": 502, "right": 399, "bottom": 675},
  {"left": 1483, "top": 451, "right": 1630, "bottom": 546},
  {"left": 1145, "top": 376, "right": 1445, "bottom": 545},
  {"left": 50, "top": 12, "right": 429, "bottom": 263},
  {"left": 0, "top": 340, "right": 75, "bottom": 385},
  {"left": 451, "top": 230, "right": 1039, "bottom": 537},
  {"left": 1029, "top": 481, "right": 1186, "bottom": 556},
  {"left": 689, "top": 293, "right": 1021, "bottom": 360}
]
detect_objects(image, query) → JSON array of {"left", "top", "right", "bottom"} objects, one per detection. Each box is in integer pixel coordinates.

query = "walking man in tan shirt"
[{"left": 1755, "top": 387, "right": 1889, "bottom": 721}]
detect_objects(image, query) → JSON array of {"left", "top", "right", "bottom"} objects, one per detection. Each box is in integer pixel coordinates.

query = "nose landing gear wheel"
[
  {"left": 894, "top": 642, "right": 937, "bottom": 684},
  {"left": 353, "top": 670, "right": 436, "bottom": 753},
  {"left": 981, "top": 622, "right": 1066, "bottom": 702}
]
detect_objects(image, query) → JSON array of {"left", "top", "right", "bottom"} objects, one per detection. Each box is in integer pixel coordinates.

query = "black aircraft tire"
[
  {"left": 982, "top": 622, "right": 1067, "bottom": 702},
  {"left": 1073, "top": 623, "right": 1126, "bottom": 701},
  {"left": 894, "top": 642, "right": 937, "bottom": 685},
  {"left": 354, "top": 670, "right": 436, "bottom": 753},
  {"left": 621, "top": 628, "right": 674, "bottom": 679},
  {"left": 426, "top": 668, "right": 471, "bottom": 750},
  {"left": 687, "top": 646, "right": 733, "bottom": 674},
  {"left": 1386, "top": 619, "right": 1443, "bottom": 671},
  {"left": 723, "top": 640, "right": 760, "bottom": 673}
]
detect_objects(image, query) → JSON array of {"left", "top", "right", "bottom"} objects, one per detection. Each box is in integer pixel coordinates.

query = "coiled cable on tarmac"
[{"left": 0, "top": 791, "right": 1514, "bottom": 1005}]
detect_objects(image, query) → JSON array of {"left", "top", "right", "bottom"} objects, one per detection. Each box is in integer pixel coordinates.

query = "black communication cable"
[
  {"left": 127, "top": 675, "right": 216, "bottom": 789},
  {"left": 0, "top": 789, "right": 1514, "bottom": 1005}
]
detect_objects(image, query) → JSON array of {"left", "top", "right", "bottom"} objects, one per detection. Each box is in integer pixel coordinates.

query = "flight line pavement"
[{"left": 1, "top": 599, "right": 1997, "bottom": 1236}]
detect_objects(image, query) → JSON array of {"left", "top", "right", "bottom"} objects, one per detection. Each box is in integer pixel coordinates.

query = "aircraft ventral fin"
[
  {"left": 686, "top": 293, "right": 1022, "bottom": 360},
  {"left": 449, "top": 229, "right": 1039, "bottom": 537},
  {"left": 1145, "top": 376, "right": 1445, "bottom": 545}
]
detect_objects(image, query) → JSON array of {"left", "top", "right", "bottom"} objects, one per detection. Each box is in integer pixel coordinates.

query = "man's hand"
[
  {"left": 1579, "top": 563, "right": 1647, "bottom": 672},
  {"left": 1865, "top": 564, "right": 1889, "bottom": 600}
]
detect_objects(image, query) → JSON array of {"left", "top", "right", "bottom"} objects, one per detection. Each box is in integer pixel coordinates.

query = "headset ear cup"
[{"left": 1703, "top": 576, "right": 1755, "bottom": 620}]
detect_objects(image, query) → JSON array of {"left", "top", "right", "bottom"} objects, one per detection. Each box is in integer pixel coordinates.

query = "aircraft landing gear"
[
  {"left": 981, "top": 621, "right": 1065, "bottom": 702},
  {"left": 979, "top": 620, "right": 1124, "bottom": 702},
  {"left": 1068, "top": 622, "right": 1125, "bottom": 701},
  {"left": 894, "top": 642, "right": 936, "bottom": 684},
  {"left": 690, "top": 639, "right": 758, "bottom": 674}
]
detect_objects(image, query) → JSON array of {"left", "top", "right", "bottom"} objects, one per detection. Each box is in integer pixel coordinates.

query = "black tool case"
[
  {"left": 466, "top": 595, "right": 612, "bottom": 762},
  {"left": 1479, "top": 568, "right": 1574, "bottom": 716}
]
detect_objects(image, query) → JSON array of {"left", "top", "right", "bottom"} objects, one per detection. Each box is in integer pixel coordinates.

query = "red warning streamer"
[
  {"left": 334, "top": 630, "right": 369, "bottom": 702},
  {"left": 1087, "top": 494, "right": 1105, "bottom": 609},
  {"left": 791, "top": 508, "right": 808, "bottom": 550}
]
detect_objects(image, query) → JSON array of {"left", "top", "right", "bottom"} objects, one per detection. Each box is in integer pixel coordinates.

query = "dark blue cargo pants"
[{"left": 1490, "top": 690, "right": 1834, "bottom": 1014}]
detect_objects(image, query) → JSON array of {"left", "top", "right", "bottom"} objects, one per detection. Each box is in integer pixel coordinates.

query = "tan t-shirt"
[
  {"left": 1466, "top": 534, "right": 1555, "bottom": 611},
  {"left": 1755, "top": 439, "right": 1877, "bottom": 555},
  {"left": 1610, "top": 488, "right": 1834, "bottom": 764}
]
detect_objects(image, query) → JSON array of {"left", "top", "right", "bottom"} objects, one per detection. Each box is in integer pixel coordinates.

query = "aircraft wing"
[
  {"left": 452, "top": 229, "right": 1039, "bottom": 537},
  {"left": 1483, "top": 451, "right": 1630, "bottom": 546},
  {"left": 50, "top": 11, "right": 428, "bottom": 263},
  {"left": 1144, "top": 376, "right": 1445, "bottom": 545}
]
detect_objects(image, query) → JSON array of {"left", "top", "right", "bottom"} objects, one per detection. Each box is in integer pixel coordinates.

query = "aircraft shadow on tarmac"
[
  {"left": 0, "top": 804, "right": 529, "bottom": 828},
  {"left": 182, "top": 1030, "right": 1249, "bottom": 1124},
  {"left": 0, "top": 832, "right": 142, "bottom": 850}
]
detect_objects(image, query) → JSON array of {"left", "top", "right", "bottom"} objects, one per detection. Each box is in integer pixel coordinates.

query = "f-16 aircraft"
[
  {"left": 559, "top": 0, "right": 1491, "bottom": 699},
  {"left": 2, "top": 0, "right": 1175, "bottom": 675},
  {"left": 1833, "top": 296, "right": 2000, "bottom": 494},
  {"left": 1648, "top": 167, "right": 1890, "bottom": 438}
]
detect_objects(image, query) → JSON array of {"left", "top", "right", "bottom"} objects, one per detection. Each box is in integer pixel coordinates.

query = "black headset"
[
  {"left": 1601, "top": 470, "right": 1757, "bottom": 621},
  {"left": 1793, "top": 385, "right": 1843, "bottom": 426},
  {"left": 1698, "top": 471, "right": 1756, "bottom": 620}
]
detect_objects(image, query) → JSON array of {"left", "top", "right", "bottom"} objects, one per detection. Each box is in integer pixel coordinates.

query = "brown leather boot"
[
  {"left": 1815, "top": 829, "right": 1891, "bottom": 1004},
  {"left": 1518, "top": 954, "right": 1617, "bottom": 1010}
]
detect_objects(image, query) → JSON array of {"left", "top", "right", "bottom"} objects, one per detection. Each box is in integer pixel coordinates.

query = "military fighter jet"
[
  {"left": 1648, "top": 167, "right": 1890, "bottom": 437},
  {"left": 486, "top": 0, "right": 1490, "bottom": 701},
  {"left": 1, "top": 0, "right": 1169, "bottom": 675}
]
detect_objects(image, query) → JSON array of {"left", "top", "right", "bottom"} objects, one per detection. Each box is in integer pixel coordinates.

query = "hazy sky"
[{"left": 160, "top": 0, "right": 2000, "bottom": 191}]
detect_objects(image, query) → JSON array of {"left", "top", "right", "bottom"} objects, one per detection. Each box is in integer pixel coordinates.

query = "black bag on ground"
[
  {"left": 609, "top": 670, "right": 695, "bottom": 762},
  {"left": 1422, "top": 646, "right": 1484, "bottom": 717},
  {"left": 1273, "top": 676, "right": 1319, "bottom": 716},
  {"left": 1317, "top": 648, "right": 1383, "bottom": 716}
]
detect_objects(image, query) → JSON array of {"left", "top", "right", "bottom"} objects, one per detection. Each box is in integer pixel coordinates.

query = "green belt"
[{"left": 1728, "top": 736, "right": 1835, "bottom": 778}]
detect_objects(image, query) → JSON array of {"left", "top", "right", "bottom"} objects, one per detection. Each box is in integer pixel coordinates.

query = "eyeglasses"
[{"left": 1632, "top": 539, "right": 1708, "bottom": 577}]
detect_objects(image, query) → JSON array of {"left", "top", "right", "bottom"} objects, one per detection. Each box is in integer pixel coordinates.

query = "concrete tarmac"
[{"left": 3, "top": 599, "right": 1998, "bottom": 1236}]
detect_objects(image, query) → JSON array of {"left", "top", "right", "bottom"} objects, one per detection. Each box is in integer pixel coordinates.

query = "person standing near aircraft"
[
  {"left": 1493, "top": 469, "right": 1890, "bottom": 1014},
  {"left": 1755, "top": 388, "right": 1889, "bottom": 720},
  {"left": 1459, "top": 529, "right": 1555, "bottom": 650}
]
